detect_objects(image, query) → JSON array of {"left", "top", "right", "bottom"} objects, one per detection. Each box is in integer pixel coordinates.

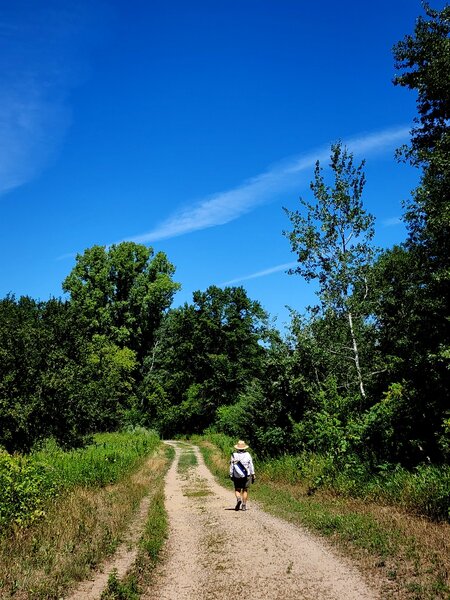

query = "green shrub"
[
  {"left": 0, "top": 428, "right": 160, "bottom": 531},
  {"left": 370, "top": 463, "right": 450, "bottom": 520},
  {"left": 0, "top": 450, "right": 58, "bottom": 527},
  {"left": 203, "top": 433, "right": 449, "bottom": 521}
]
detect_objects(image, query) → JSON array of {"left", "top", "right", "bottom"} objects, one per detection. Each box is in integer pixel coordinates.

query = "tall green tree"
[
  {"left": 284, "top": 142, "right": 377, "bottom": 400},
  {"left": 141, "top": 285, "right": 268, "bottom": 434},
  {"left": 370, "top": 2, "right": 450, "bottom": 463},
  {"left": 63, "top": 242, "right": 180, "bottom": 362},
  {"left": 393, "top": 3, "right": 450, "bottom": 233},
  {"left": 0, "top": 297, "right": 95, "bottom": 451}
]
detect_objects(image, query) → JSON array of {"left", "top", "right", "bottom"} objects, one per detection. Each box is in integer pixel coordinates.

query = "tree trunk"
[{"left": 347, "top": 311, "right": 366, "bottom": 400}]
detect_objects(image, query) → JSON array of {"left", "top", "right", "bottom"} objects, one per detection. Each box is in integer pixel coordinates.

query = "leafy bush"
[
  {"left": 0, "top": 450, "right": 57, "bottom": 528},
  {"left": 215, "top": 403, "right": 246, "bottom": 439},
  {"left": 206, "top": 432, "right": 236, "bottom": 455},
  {"left": 368, "top": 463, "right": 450, "bottom": 521},
  {"left": 259, "top": 450, "right": 450, "bottom": 521},
  {"left": 0, "top": 428, "right": 159, "bottom": 531}
]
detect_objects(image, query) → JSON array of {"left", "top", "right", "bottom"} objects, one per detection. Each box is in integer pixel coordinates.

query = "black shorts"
[{"left": 232, "top": 476, "right": 251, "bottom": 490}]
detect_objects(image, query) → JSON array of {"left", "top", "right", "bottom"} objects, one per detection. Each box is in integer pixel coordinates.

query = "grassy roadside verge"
[
  {"left": 0, "top": 433, "right": 171, "bottom": 600},
  {"left": 195, "top": 434, "right": 450, "bottom": 600},
  {"left": 0, "top": 428, "right": 160, "bottom": 530},
  {"left": 101, "top": 443, "right": 175, "bottom": 600}
]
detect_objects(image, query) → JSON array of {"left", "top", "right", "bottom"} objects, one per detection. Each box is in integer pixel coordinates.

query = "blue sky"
[{"left": 0, "top": 1, "right": 442, "bottom": 328}]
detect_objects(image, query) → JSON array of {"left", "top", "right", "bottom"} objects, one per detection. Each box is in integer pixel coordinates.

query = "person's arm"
[
  {"left": 248, "top": 454, "right": 255, "bottom": 476},
  {"left": 229, "top": 453, "right": 234, "bottom": 478},
  {"left": 250, "top": 455, "right": 256, "bottom": 482}
]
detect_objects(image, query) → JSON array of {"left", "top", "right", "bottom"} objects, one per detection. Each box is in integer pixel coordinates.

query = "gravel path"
[{"left": 144, "top": 442, "right": 378, "bottom": 600}]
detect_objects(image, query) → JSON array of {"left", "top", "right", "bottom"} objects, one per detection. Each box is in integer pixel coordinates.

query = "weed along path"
[{"left": 143, "top": 442, "right": 378, "bottom": 600}]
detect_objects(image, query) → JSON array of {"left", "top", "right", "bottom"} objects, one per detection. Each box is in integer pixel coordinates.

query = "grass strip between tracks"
[
  {"left": 101, "top": 443, "right": 174, "bottom": 600},
  {"left": 0, "top": 440, "right": 173, "bottom": 600}
]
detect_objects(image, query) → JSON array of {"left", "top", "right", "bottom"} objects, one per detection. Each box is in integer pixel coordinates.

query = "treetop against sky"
[{"left": 1, "top": 1, "right": 446, "bottom": 325}]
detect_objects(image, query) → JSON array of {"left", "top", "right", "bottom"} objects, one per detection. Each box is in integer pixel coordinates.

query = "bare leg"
[{"left": 234, "top": 489, "right": 242, "bottom": 511}]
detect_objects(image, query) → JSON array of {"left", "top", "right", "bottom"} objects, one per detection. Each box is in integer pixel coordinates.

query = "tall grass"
[
  {"left": 0, "top": 443, "right": 171, "bottom": 600},
  {"left": 0, "top": 428, "right": 159, "bottom": 530},
  {"left": 257, "top": 452, "right": 450, "bottom": 521},
  {"left": 201, "top": 432, "right": 450, "bottom": 521}
]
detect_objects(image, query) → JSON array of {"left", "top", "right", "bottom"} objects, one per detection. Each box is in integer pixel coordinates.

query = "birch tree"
[{"left": 284, "top": 142, "right": 377, "bottom": 400}]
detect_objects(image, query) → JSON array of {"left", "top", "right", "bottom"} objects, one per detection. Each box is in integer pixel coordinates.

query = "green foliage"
[
  {"left": 373, "top": 2, "right": 450, "bottom": 464},
  {"left": 0, "top": 242, "right": 180, "bottom": 451},
  {"left": 0, "top": 296, "right": 93, "bottom": 452},
  {"left": 143, "top": 285, "right": 268, "bottom": 435},
  {"left": 357, "top": 382, "right": 420, "bottom": 464},
  {"left": 368, "top": 464, "right": 450, "bottom": 521},
  {"left": 32, "top": 429, "right": 159, "bottom": 488},
  {"left": 215, "top": 381, "right": 292, "bottom": 456},
  {"left": 393, "top": 3, "right": 450, "bottom": 171},
  {"left": 284, "top": 142, "right": 376, "bottom": 314},
  {"left": 102, "top": 570, "right": 139, "bottom": 600},
  {"left": 212, "top": 328, "right": 317, "bottom": 457},
  {"left": 0, "top": 429, "right": 159, "bottom": 531},
  {"left": 82, "top": 335, "right": 138, "bottom": 430},
  {"left": 63, "top": 242, "right": 180, "bottom": 360},
  {"left": 284, "top": 142, "right": 378, "bottom": 400},
  {"left": 0, "top": 450, "right": 57, "bottom": 528},
  {"left": 439, "top": 415, "right": 450, "bottom": 460},
  {"left": 259, "top": 451, "right": 450, "bottom": 521}
]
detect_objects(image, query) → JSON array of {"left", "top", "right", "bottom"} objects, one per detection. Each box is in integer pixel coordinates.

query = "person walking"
[{"left": 229, "top": 440, "right": 255, "bottom": 511}]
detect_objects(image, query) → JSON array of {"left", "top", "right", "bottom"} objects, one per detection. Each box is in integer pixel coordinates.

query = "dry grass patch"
[
  {"left": 0, "top": 449, "right": 167, "bottom": 600},
  {"left": 269, "top": 483, "right": 450, "bottom": 599}
]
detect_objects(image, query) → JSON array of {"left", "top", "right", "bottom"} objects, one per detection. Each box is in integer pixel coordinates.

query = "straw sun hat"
[{"left": 234, "top": 440, "right": 249, "bottom": 450}]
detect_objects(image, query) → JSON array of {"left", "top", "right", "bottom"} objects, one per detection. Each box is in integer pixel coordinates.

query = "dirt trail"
[
  {"left": 143, "top": 442, "right": 379, "bottom": 600},
  {"left": 65, "top": 460, "right": 158, "bottom": 600}
]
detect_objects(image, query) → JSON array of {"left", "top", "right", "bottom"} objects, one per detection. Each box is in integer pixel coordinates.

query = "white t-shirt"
[{"left": 229, "top": 450, "right": 255, "bottom": 477}]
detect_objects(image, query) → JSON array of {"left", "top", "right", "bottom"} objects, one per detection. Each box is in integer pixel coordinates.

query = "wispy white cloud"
[
  {"left": 127, "top": 125, "right": 410, "bottom": 244},
  {"left": 55, "top": 251, "right": 77, "bottom": 261},
  {"left": 340, "top": 127, "right": 410, "bottom": 157},
  {"left": 0, "top": 87, "right": 70, "bottom": 194},
  {"left": 221, "top": 262, "right": 297, "bottom": 286},
  {"left": 0, "top": 2, "right": 108, "bottom": 196},
  {"left": 382, "top": 216, "right": 403, "bottom": 227}
]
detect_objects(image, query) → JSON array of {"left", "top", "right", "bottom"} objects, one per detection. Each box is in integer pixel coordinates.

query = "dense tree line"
[
  {"left": 0, "top": 244, "right": 180, "bottom": 451},
  {"left": 1, "top": 4, "right": 448, "bottom": 472}
]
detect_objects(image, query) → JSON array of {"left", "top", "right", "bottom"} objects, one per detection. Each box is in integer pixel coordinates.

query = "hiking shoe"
[
  {"left": 235, "top": 500, "right": 242, "bottom": 511},
  {"left": 241, "top": 503, "right": 247, "bottom": 511}
]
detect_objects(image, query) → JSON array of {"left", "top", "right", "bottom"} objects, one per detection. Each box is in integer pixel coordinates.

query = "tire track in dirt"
[
  {"left": 65, "top": 454, "right": 163, "bottom": 600},
  {"left": 144, "top": 442, "right": 379, "bottom": 600}
]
